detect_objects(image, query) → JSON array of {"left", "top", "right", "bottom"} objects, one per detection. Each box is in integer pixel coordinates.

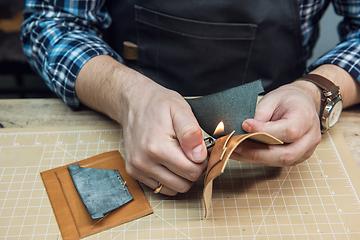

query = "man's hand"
[
  {"left": 233, "top": 64, "right": 360, "bottom": 166},
  {"left": 120, "top": 77, "right": 208, "bottom": 196},
  {"left": 232, "top": 81, "right": 322, "bottom": 166},
  {"left": 76, "top": 55, "right": 207, "bottom": 195}
]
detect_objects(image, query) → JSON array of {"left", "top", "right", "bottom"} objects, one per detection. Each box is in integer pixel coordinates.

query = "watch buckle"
[{"left": 324, "top": 86, "right": 340, "bottom": 98}]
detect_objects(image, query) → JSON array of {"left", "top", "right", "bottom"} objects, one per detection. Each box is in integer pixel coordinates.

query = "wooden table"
[
  {"left": 1, "top": 98, "right": 360, "bottom": 240},
  {"left": 1, "top": 98, "right": 359, "bottom": 167}
]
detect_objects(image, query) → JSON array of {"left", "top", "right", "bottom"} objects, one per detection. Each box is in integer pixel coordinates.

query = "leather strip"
[
  {"left": 203, "top": 132, "right": 283, "bottom": 218},
  {"left": 299, "top": 74, "right": 337, "bottom": 92}
]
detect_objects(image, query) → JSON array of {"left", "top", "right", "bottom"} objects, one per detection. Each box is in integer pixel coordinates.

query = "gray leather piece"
[
  {"left": 67, "top": 164, "right": 133, "bottom": 220},
  {"left": 186, "top": 80, "right": 264, "bottom": 137}
]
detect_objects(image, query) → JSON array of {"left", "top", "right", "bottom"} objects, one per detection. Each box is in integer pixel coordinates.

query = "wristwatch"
[{"left": 299, "top": 74, "right": 343, "bottom": 133}]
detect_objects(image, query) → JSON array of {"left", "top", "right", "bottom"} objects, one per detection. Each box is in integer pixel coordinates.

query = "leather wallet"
[
  {"left": 67, "top": 164, "right": 134, "bottom": 220},
  {"left": 40, "top": 151, "right": 153, "bottom": 240}
]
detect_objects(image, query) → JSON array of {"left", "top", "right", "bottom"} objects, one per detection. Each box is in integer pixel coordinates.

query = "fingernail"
[
  {"left": 192, "top": 144, "right": 206, "bottom": 162},
  {"left": 242, "top": 122, "right": 252, "bottom": 133}
]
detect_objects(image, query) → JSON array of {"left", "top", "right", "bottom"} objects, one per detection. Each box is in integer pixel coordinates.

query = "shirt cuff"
[{"left": 46, "top": 33, "right": 123, "bottom": 109}]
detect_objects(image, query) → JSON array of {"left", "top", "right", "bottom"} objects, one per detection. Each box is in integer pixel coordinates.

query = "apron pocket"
[{"left": 135, "top": 5, "right": 257, "bottom": 96}]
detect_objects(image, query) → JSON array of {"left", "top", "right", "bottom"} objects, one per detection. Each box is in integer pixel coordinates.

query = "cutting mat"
[{"left": 1, "top": 125, "right": 360, "bottom": 240}]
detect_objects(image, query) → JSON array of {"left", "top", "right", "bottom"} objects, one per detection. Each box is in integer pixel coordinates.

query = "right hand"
[
  {"left": 76, "top": 56, "right": 207, "bottom": 195},
  {"left": 115, "top": 67, "right": 208, "bottom": 196}
]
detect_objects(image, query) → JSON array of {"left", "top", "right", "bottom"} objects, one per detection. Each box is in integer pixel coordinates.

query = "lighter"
[{"left": 204, "top": 136, "right": 216, "bottom": 150}]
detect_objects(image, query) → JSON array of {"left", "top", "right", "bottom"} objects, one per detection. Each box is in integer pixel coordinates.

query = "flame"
[{"left": 213, "top": 121, "right": 224, "bottom": 136}]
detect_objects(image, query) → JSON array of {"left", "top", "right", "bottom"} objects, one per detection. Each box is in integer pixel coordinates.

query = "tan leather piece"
[
  {"left": 40, "top": 151, "right": 153, "bottom": 240},
  {"left": 123, "top": 41, "right": 138, "bottom": 60},
  {"left": 203, "top": 132, "right": 283, "bottom": 218}
]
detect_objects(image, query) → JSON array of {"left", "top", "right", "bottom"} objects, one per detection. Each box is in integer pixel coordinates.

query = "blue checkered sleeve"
[
  {"left": 307, "top": 0, "right": 360, "bottom": 82},
  {"left": 21, "top": 0, "right": 123, "bottom": 109}
]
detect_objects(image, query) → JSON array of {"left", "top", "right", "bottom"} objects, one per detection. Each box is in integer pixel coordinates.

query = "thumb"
[
  {"left": 242, "top": 93, "right": 279, "bottom": 133},
  {"left": 242, "top": 118, "right": 267, "bottom": 133},
  {"left": 172, "top": 106, "right": 207, "bottom": 163}
]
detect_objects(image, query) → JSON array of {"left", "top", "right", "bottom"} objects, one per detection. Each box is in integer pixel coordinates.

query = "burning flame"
[{"left": 213, "top": 121, "right": 224, "bottom": 136}]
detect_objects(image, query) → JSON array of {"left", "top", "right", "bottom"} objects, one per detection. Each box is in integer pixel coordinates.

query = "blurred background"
[{"left": 0, "top": 0, "right": 342, "bottom": 99}]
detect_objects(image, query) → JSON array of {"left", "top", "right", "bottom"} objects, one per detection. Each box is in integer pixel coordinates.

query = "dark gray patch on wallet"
[
  {"left": 186, "top": 80, "right": 264, "bottom": 137},
  {"left": 68, "top": 164, "right": 133, "bottom": 220}
]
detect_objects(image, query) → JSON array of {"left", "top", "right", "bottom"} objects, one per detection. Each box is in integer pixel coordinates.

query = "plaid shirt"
[{"left": 21, "top": 0, "right": 360, "bottom": 109}]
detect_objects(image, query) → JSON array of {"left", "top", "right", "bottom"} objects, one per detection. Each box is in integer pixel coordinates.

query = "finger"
[
  {"left": 171, "top": 104, "right": 207, "bottom": 163},
  {"left": 243, "top": 108, "right": 318, "bottom": 143},
  {"left": 232, "top": 144, "right": 317, "bottom": 166},
  {"left": 234, "top": 131, "right": 320, "bottom": 166},
  {"left": 252, "top": 95, "right": 278, "bottom": 122},
  {"left": 154, "top": 184, "right": 179, "bottom": 196},
  {"left": 146, "top": 177, "right": 179, "bottom": 196},
  {"left": 244, "top": 90, "right": 319, "bottom": 144},
  {"left": 154, "top": 139, "right": 208, "bottom": 182},
  {"left": 125, "top": 129, "right": 207, "bottom": 184},
  {"left": 125, "top": 161, "right": 191, "bottom": 195},
  {"left": 242, "top": 118, "right": 304, "bottom": 143},
  {"left": 290, "top": 146, "right": 317, "bottom": 166},
  {"left": 150, "top": 164, "right": 195, "bottom": 193}
]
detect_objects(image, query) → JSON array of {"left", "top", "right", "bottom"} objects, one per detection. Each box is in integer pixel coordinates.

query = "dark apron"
[{"left": 105, "top": 0, "right": 305, "bottom": 96}]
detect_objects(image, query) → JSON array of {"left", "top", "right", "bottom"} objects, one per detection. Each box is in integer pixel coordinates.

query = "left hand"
[{"left": 232, "top": 81, "right": 322, "bottom": 166}]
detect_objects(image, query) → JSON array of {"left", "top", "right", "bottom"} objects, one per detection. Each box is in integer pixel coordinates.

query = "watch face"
[{"left": 329, "top": 100, "right": 343, "bottom": 128}]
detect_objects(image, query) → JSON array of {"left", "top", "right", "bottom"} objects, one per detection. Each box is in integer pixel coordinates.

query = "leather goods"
[
  {"left": 298, "top": 74, "right": 343, "bottom": 133},
  {"left": 67, "top": 164, "right": 133, "bottom": 220},
  {"left": 40, "top": 151, "right": 153, "bottom": 240},
  {"left": 203, "top": 131, "right": 283, "bottom": 218}
]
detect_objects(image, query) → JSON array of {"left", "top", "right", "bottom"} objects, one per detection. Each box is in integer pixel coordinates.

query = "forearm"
[
  {"left": 76, "top": 55, "right": 129, "bottom": 123},
  {"left": 75, "top": 55, "right": 160, "bottom": 125},
  {"left": 288, "top": 64, "right": 360, "bottom": 119}
]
